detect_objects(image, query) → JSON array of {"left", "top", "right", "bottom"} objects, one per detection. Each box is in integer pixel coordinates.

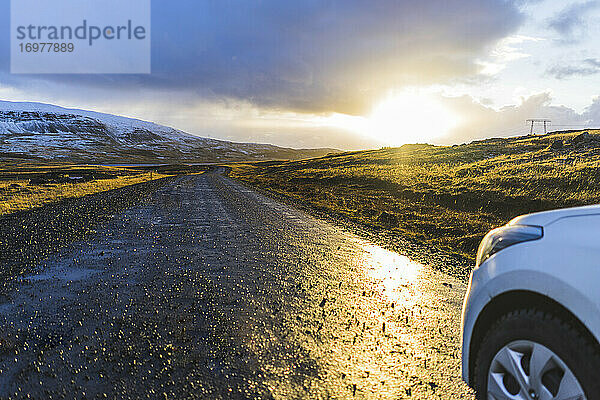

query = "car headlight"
[{"left": 476, "top": 224, "right": 543, "bottom": 268}]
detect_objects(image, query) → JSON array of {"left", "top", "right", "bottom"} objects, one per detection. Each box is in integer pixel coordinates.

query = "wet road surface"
[{"left": 0, "top": 170, "right": 475, "bottom": 399}]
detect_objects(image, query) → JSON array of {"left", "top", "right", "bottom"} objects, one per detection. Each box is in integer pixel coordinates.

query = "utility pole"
[{"left": 526, "top": 119, "right": 551, "bottom": 135}]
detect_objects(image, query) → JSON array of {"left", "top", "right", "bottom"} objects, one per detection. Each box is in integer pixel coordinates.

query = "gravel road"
[{"left": 0, "top": 169, "right": 475, "bottom": 399}]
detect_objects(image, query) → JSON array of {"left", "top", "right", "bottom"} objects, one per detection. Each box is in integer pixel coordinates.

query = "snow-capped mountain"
[{"left": 0, "top": 101, "right": 337, "bottom": 163}]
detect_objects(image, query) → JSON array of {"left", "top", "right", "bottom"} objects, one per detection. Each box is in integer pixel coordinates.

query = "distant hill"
[{"left": 0, "top": 101, "right": 338, "bottom": 163}]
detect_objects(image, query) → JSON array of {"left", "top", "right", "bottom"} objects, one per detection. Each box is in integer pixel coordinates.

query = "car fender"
[{"left": 462, "top": 267, "right": 600, "bottom": 384}]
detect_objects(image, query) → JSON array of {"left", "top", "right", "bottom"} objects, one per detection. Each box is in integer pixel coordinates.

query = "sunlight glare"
[
  {"left": 366, "top": 89, "right": 459, "bottom": 146},
  {"left": 355, "top": 242, "right": 423, "bottom": 306}
]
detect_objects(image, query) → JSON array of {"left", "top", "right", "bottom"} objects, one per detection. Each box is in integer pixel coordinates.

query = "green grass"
[{"left": 231, "top": 129, "right": 600, "bottom": 260}]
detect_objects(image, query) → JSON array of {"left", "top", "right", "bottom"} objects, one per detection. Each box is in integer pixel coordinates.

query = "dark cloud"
[
  {"left": 0, "top": 0, "right": 524, "bottom": 115},
  {"left": 548, "top": 1, "right": 598, "bottom": 42},
  {"left": 547, "top": 58, "right": 600, "bottom": 79},
  {"left": 150, "top": 0, "right": 525, "bottom": 114}
]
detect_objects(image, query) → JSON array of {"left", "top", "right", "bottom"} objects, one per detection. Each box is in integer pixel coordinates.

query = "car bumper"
[{"left": 460, "top": 264, "right": 488, "bottom": 385}]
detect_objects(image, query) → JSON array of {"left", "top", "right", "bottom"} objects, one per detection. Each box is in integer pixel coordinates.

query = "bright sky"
[{"left": 1, "top": 0, "right": 599, "bottom": 149}]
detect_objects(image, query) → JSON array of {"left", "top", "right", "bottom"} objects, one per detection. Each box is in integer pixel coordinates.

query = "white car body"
[{"left": 461, "top": 204, "right": 600, "bottom": 385}]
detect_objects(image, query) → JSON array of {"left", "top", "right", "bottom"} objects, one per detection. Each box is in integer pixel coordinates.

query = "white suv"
[{"left": 461, "top": 205, "right": 600, "bottom": 399}]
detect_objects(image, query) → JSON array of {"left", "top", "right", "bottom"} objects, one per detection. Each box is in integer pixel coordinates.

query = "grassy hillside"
[{"left": 231, "top": 129, "right": 600, "bottom": 261}]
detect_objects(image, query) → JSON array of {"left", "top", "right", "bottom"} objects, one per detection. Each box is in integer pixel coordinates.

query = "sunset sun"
[{"left": 366, "top": 90, "right": 459, "bottom": 146}]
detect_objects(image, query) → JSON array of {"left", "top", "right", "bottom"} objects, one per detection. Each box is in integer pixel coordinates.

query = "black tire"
[{"left": 473, "top": 308, "right": 600, "bottom": 399}]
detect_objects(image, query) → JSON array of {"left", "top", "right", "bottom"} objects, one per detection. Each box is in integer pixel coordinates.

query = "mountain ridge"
[{"left": 0, "top": 101, "right": 338, "bottom": 163}]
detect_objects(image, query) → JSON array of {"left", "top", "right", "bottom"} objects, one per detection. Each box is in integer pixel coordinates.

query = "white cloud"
[
  {"left": 476, "top": 35, "right": 543, "bottom": 76},
  {"left": 437, "top": 92, "right": 593, "bottom": 144}
]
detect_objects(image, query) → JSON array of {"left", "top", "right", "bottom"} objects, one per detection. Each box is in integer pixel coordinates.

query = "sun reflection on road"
[
  {"left": 328, "top": 239, "right": 474, "bottom": 398},
  {"left": 355, "top": 242, "right": 423, "bottom": 306}
]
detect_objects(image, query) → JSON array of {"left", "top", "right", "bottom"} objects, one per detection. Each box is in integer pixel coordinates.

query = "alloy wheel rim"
[{"left": 487, "top": 340, "right": 586, "bottom": 400}]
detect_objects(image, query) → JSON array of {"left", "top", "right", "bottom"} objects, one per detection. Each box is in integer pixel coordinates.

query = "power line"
[
  {"left": 548, "top": 124, "right": 591, "bottom": 127},
  {"left": 478, "top": 121, "right": 593, "bottom": 142},
  {"left": 526, "top": 119, "right": 551, "bottom": 134}
]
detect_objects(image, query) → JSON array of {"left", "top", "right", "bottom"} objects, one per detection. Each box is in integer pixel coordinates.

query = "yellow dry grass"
[{"left": 0, "top": 165, "right": 169, "bottom": 216}]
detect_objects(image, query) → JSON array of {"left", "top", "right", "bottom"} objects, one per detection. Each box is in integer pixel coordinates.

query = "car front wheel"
[{"left": 473, "top": 308, "right": 600, "bottom": 400}]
